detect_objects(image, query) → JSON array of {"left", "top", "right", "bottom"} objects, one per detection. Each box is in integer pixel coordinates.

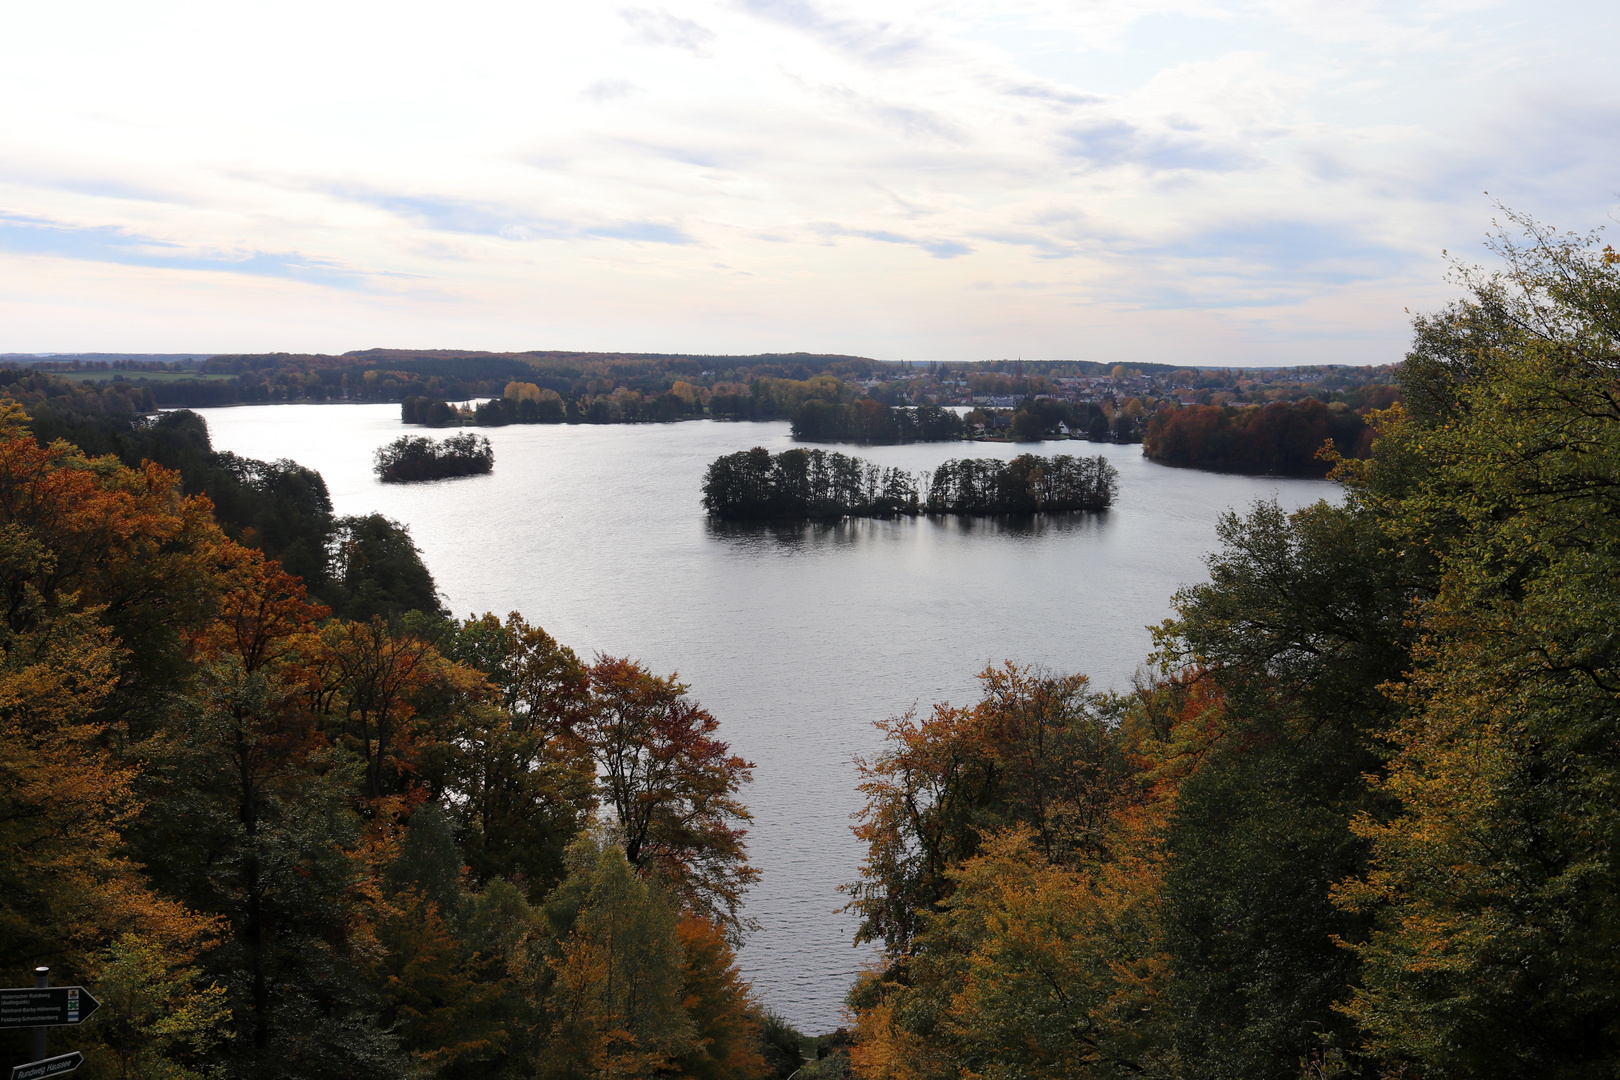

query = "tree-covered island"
[
  {"left": 702, "top": 447, "right": 1117, "bottom": 520},
  {"left": 374, "top": 431, "right": 494, "bottom": 483}
]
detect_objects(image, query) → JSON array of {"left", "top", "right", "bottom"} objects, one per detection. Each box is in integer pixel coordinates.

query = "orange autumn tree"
[
  {"left": 845, "top": 663, "right": 1144, "bottom": 954},
  {"left": 2, "top": 394, "right": 774, "bottom": 1078},
  {"left": 844, "top": 665, "right": 1222, "bottom": 1080},
  {"left": 0, "top": 402, "right": 431, "bottom": 1074},
  {"left": 302, "top": 616, "right": 478, "bottom": 805},
  {"left": 672, "top": 914, "right": 769, "bottom": 1080},
  {"left": 0, "top": 404, "right": 226, "bottom": 1069},
  {"left": 581, "top": 657, "right": 759, "bottom": 935}
]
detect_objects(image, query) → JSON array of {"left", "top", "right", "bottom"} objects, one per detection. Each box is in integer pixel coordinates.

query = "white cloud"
[
  {"left": 0, "top": 0, "right": 1614, "bottom": 361},
  {"left": 622, "top": 7, "right": 718, "bottom": 54}
]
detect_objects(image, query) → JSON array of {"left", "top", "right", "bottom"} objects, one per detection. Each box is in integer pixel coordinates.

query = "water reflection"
[
  {"left": 936, "top": 509, "right": 1111, "bottom": 541},
  {"left": 706, "top": 509, "right": 1112, "bottom": 553}
]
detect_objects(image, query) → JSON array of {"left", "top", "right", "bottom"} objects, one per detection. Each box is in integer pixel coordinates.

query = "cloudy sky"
[{"left": 2, "top": 0, "right": 1615, "bottom": 363}]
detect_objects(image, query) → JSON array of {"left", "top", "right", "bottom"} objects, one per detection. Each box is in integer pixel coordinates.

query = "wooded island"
[
  {"left": 374, "top": 432, "right": 494, "bottom": 482},
  {"left": 701, "top": 448, "right": 1118, "bottom": 521}
]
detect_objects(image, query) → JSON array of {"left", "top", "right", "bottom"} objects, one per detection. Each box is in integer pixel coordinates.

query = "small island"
[
  {"left": 702, "top": 447, "right": 1117, "bottom": 521},
  {"left": 374, "top": 431, "right": 494, "bottom": 482}
]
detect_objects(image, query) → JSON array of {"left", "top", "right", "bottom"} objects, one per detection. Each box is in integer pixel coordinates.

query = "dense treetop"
[
  {"left": 374, "top": 432, "right": 494, "bottom": 483},
  {"left": 1142, "top": 397, "right": 1381, "bottom": 474}
]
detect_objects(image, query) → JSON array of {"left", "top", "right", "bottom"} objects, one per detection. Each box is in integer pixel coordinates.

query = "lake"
[{"left": 195, "top": 403, "right": 1337, "bottom": 1032}]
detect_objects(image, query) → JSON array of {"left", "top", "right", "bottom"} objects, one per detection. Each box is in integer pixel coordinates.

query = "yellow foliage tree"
[
  {"left": 0, "top": 406, "right": 224, "bottom": 1069},
  {"left": 543, "top": 832, "right": 694, "bottom": 1080}
]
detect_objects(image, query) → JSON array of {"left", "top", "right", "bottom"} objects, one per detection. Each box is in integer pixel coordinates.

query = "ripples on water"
[{"left": 196, "top": 405, "right": 1338, "bottom": 1032}]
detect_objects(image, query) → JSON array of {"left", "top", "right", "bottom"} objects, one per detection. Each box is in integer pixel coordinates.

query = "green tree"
[
  {"left": 542, "top": 830, "right": 695, "bottom": 1080},
  {"left": 1335, "top": 215, "right": 1620, "bottom": 1078},
  {"left": 141, "top": 656, "right": 407, "bottom": 1079},
  {"left": 1151, "top": 498, "right": 1419, "bottom": 1079},
  {"left": 83, "top": 933, "right": 232, "bottom": 1080},
  {"left": 443, "top": 614, "right": 595, "bottom": 899},
  {"left": 329, "top": 514, "right": 446, "bottom": 620}
]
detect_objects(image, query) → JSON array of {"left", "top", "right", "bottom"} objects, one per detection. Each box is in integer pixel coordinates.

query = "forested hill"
[
  {"left": 196, "top": 350, "right": 887, "bottom": 406},
  {"left": 347, "top": 348, "right": 879, "bottom": 368}
]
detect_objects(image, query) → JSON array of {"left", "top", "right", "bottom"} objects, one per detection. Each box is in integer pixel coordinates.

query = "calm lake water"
[{"left": 196, "top": 404, "right": 1336, "bottom": 1032}]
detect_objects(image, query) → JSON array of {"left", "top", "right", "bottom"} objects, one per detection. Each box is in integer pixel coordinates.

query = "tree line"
[
  {"left": 0, "top": 393, "right": 813, "bottom": 1080},
  {"left": 701, "top": 448, "right": 1117, "bottom": 520},
  {"left": 835, "top": 214, "right": 1620, "bottom": 1079},
  {"left": 982, "top": 396, "right": 1145, "bottom": 443},
  {"left": 789, "top": 401, "right": 965, "bottom": 444},
  {"left": 375, "top": 432, "right": 495, "bottom": 483},
  {"left": 1142, "top": 397, "right": 1377, "bottom": 475},
  {"left": 925, "top": 454, "right": 1117, "bottom": 513}
]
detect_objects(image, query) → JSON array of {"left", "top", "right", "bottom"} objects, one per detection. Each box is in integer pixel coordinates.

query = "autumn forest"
[{"left": 4, "top": 214, "right": 1620, "bottom": 1080}]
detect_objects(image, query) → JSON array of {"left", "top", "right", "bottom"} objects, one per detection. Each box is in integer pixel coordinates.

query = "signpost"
[
  {"left": 9, "top": 1052, "right": 82, "bottom": 1080},
  {"left": 2, "top": 969, "right": 97, "bottom": 1080},
  {"left": 0, "top": 987, "right": 101, "bottom": 1030}
]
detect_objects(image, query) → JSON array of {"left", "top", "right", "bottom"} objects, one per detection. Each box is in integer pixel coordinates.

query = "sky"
[{"left": 1, "top": 0, "right": 1616, "bottom": 364}]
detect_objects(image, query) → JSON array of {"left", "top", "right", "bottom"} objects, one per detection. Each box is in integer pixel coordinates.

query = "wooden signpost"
[{"left": 1, "top": 969, "right": 100, "bottom": 1080}]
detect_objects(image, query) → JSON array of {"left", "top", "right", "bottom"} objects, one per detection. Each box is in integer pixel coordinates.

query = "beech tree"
[
  {"left": 846, "top": 664, "right": 1135, "bottom": 953},
  {"left": 582, "top": 657, "right": 759, "bottom": 932},
  {"left": 443, "top": 612, "right": 596, "bottom": 899},
  {"left": 851, "top": 827, "right": 1168, "bottom": 1080}
]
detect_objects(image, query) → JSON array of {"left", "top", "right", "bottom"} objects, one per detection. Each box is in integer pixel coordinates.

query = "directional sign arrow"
[
  {"left": 10, "top": 1052, "right": 82, "bottom": 1080},
  {"left": 0, "top": 988, "right": 100, "bottom": 1030}
]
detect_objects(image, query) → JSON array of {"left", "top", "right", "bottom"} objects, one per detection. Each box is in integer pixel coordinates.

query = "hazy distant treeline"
[{"left": 702, "top": 448, "right": 1117, "bottom": 520}]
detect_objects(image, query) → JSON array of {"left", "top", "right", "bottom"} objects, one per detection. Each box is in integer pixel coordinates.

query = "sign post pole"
[
  {"left": 30, "top": 970, "right": 45, "bottom": 1065},
  {"left": 2, "top": 971, "right": 98, "bottom": 1079}
]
